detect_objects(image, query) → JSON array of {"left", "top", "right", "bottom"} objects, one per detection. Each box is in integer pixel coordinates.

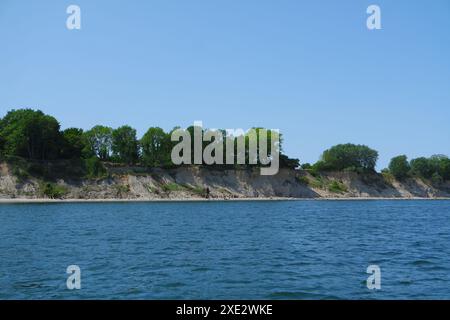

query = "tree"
[
  {"left": 112, "top": 125, "right": 139, "bottom": 164},
  {"left": 141, "top": 127, "right": 171, "bottom": 167},
  {"left": 429, "top": 155, "right": 450, "bottom": 181},
  {"left": 0, "top": 109, "right": 62, "bottom": 160},
  {"left": 388, "top": 155, "right": 410, "bottom": 180},
  {"left": 0, "top": 135, "right": 5, "bottom": 157},
  {"left": 320, "top": 143, "right": 378, "bottom": 171},
  {"left": 244, "top": 128, "right": 281, "bottom": 165},
  {"left": 301, "top": 163, "right": 312, "bottom": 170},
  {"left": 84, "top": 125, "right": 113, "bottom": 160},
  {"left": 61, "top": 128, "right": 85, "bottom": 159},
  {"left": 279, "top": 154, "right": 300, "bottom": 169},
  {"left": 410, "top": 157, "right": 433, "bottom": 178},
  {"left": 438, "top": 158, "right": 450, "bottom": 181}
]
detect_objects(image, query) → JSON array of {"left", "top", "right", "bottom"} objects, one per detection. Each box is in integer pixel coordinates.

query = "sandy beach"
[{"left": 1, "top": 196, "right": 449, "bottom": 204}]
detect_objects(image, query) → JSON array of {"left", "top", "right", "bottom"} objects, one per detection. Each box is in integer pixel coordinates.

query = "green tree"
[
  {"left": 61, "top": 128, "right": 85, "bottom": 159},
  {"left": 186, "top": 125, "right": 204, "bottom": 164},
  {"left": 84, "top": 125, "right": 113, "bottom": 160},
  {"left": 84, "top": 156, "right": 106, "bottom": 178},
  {"left": 429, "top": 155, "right": 450, "bottom": 181},
  {"left": 388, "top": 155, "right": 410, "bottom": 180},
  {"left": 112, "top": 125, "right": 139, "bottom": 164},
  {"left": 410, "top": 157, "right": 433, "bottom": 178},
  {"left": 301, "top": 163, "right": 312, "bottom": 170},
  {"left": 0, "top": 135, "right": 5, "bottom": 157},
  {"left": 431, "top": 172, "right": 444, "bottom": 185},
  {"left": 438, "top": 158, "right": 450, "bottom": 181},
  {"left": 244, "top": 128, "right": 282, "bottom": 165},
  {"left": 279, "top": 154, "right": 300, "bottom": 169},
  {"left": 0, "top": 109, "right": 62, "bottom": 160},
  {"left": 320, "top": 143, "right": 378, "bottom": 171},
  {"left": 141, "top": 127, "right": 171, "bottom": 167}
]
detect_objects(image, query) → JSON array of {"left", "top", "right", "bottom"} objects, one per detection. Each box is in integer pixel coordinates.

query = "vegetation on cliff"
[
  {"left": 1, "top": 108, "right": 449, "bottom": 188},
  {"left": 0, "top": 109, "right": 299, "bottom": 179}
]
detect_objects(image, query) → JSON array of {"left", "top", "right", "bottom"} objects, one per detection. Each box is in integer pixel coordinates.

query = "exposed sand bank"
[{"left": 1, "top": 163, "right": 450, "bottom": 202}]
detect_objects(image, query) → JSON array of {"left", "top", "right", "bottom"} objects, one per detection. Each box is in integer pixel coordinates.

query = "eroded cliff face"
[{"left": 0, "top": 162, "right": 449, "bottom": 200}]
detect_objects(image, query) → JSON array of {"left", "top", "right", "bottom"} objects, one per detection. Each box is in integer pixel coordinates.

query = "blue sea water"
[{"left": 0, "top": 200, "right": 449, "bottom": 300}]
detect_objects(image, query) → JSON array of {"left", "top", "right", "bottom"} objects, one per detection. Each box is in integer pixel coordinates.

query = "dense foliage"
[
  {"left": 2, "top": 109, "right": 447, "bottom": 182},
  {"left": 388, "top": 155, "right": 410, "bottom": 180},
  {"left": 386, "top": 154, "right": 450, "bottom": 182},
  {"left": 0, "top": 109, "right": 62, "bottom": 160},
  {"left": 312, "top": 143, "right": 378, "bottom": 172},
  {"left": 0, "top": 109, "right": 299, "bottom": 172}
]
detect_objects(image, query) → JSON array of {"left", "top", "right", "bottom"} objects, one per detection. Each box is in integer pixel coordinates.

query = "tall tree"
[
  {"left": 61, "top": 128, "right": 85, "bottom": 159},
  {"left": 429, "top": 155, "right": 450, "bottom": 180},
  {"left": 141, "top": 127, "right": 171, "bottom": 167},
  {"left": 84, "top": 125, "right": 113, "bottom": 161},
  {"left": 0, "top": 109, "right": 62, "bottom": 160},
  {"left": 410, "top": 157, "right": 433, "bottom": 178},
  {"left": 112, "top": 125, "right": 139, "bottom": 164},
  {"left": 320, "top": 143, "right": 378, "bottom": 171},
  {"left": 388, "top": 155, "right": 410, "bottom": 179}
]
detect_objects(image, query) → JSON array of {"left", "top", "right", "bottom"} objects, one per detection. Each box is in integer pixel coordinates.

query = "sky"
[{"left": 0, "top": 0, "right": 449, "bottom": 169}]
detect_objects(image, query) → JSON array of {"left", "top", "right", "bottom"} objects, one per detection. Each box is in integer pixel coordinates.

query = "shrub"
[
  {"left": 114, "top": 184, "right": 130, "bottom": 196},
  {"left": 183, "top": 184, "right": 205, "bottom": 195},
  {"left": 40, "top": 182, "right": 68, "bottom": 199},
  {"left": 295, "top": 175, "right": 309, "bottom": 185},
  {"left": 328, "top": 180, "right": 348, "bottom": 193},
  {"left": 12, "top": 167, "right": 30, "bottom": 182},
  {"left": 309, "top": 176, "right": 326, "bottom": 189},
  {"left": 381, "top": 169, "right": 395, "bottom": 185},
  {"left": 162, "top": 182, "right": 183, "bottom": 192},
  {"left": 301, "top": 163, "right": 312, "bottom": 170},
  {"left": 84, "top": 157, "right": 106, "bottom": 178}
]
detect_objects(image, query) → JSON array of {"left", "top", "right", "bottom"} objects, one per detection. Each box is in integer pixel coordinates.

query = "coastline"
[
  {"left": 2, "top": 164, "right": 450, "bottom": 203},
  {"left": 1, "top": 196, "right": 449, "bottom": 204}
]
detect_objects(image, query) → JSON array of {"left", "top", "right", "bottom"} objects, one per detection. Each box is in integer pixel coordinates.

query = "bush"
[
  {"left": 328, "top": 180, "right": 348, "bottom": 193},
  {"left": 40, "top": 182, "right": 68, "bottom": 199},
  {"left": 114, "top": 184, "right": 130, "bottom": 196},
  {"left": 388, "top": 155, "right": 410, "bottom": 180},
  {"left": 84, "top": 157, "right": 106, "bottom": 178},
  {"left": 311, "top": 160, "right": 333, "bottom": 172},
  {"left": 295, "top": 175, "right": 309, "bottom": 185},
  {"left": 12, "top": 167, "right": 30, "bottom": 182},
  {"left": 309, "top": 176, "right": 327, "bottom": 189},
  {"left": 381, "top": 169, "right": 395, "bottom": 185},
  {"left": 301, "top": 163, "right": 312, "bottom": 170},
  {"left": 162, "top": 182, "right": 184, "bottom": 192}
]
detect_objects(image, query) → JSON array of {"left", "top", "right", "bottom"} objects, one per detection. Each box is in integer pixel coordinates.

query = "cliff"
[{"left": 1, "top": 161, "right": 450, "bottom": 200}]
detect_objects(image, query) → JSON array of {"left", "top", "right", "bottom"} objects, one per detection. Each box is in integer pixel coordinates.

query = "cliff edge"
[{"left": 1, "top": 161, "right": 449, "bottom": 200}]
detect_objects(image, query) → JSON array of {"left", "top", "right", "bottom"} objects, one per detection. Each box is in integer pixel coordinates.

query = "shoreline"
[{"left": 1, "top": 196, "right": 449, "bottom": 204}]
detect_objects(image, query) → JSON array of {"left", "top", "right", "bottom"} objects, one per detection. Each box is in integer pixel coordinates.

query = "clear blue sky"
[{"left": 1, "top": 0, "right": 449, "bottom": 168}]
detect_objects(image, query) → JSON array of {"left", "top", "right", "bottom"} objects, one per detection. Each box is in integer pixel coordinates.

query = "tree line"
[
  {"left": 387, "top": 154, "right": 450, "bottom": 183},
  {"left": 300, "top": 143, "right": 449, "bottom": 182},
  {"left": 0, "top": 109, "right": 299, "bottom": 174},
  {"left": 1, "top": 109, "right": 448, "bottom": 182}
]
